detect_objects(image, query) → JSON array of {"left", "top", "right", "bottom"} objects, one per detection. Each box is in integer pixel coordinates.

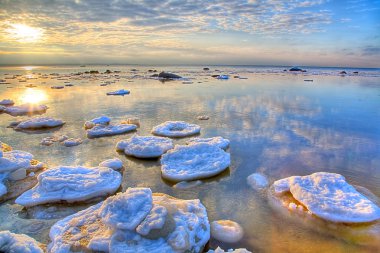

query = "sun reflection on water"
[{"left": 20, "top": 88, "right": 47, "bottom": 104}]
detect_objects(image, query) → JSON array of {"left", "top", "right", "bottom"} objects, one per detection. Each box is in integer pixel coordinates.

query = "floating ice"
[
  {"left": 0, "top": 150, "right": 33, "bottom": 173},
  {"left": 211, "top": 220, "right": 244, "bottom": 243},
  {"left": 173, "top": 180, "right": 202, "bottom": 189},
  {"left": 208, "top": 247, "right": 252, "bottom": 253},
  {"left": 0, "top": 99, "right": 14, "bottom": 106},
  {"left": 87, "top": 124, "right": 137, "bottom": 138},
  {"left": 106, "top": 89, "right": 130, "bottom": 96},
  {"left": 116, "top": 135, "right": 174, "bottom": 158},
  {"left": 0, "top": 230, "right": 43, "bottom": 253},
  {"left": 84, "top": 116, "right": 111, "bottom": 129},
  {"left": 14, "top": 117, "right": 65, "bottom": 130},
  {"left": 99, "top": 158, "right": 123, "bottom": 170},
  {"left": 197, "top": 115, "right": 209, "bottom": 120},
  {"left": 161, "top": 143, "right": 230, "bottom": 182},
  {"left": 247, "top": 173, "right": 269, "bottom": 190},
  {"left": 186, "top": 136, "right": 230, "bottom": 150},
  {"left": 0, "top": 105, "right": 5, "bottom": 113},
  {"left": 0, "top": 182, "right": 7, "bottom": 197},
  {"left": 62, "top": 138, "right": 82, "bottom": 147},
  {"left": 48, "top": 188, "right": 210, "bottom": 253},
  {"left": 272, "top": 172, "right": 380, "bottom": 223},
  {"left": 15, "top": 166, "right": 122, "bottom": 207},
  {"left": 4, "top": 104, "right": 48, "bottom": 116},
  {"left": 216, "top": 75, "right": 229, "bottom": 79},
  {"left": 152, "top": 121, "right": 201, "bottom": 138}
]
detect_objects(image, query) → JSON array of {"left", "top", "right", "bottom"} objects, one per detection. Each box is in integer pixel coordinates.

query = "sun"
[
  {"left": 20, "top": 89, "right": 47, "bottom": 104},
  {"left": 6, "top": 23, "right": 43, "bottom": 43}
]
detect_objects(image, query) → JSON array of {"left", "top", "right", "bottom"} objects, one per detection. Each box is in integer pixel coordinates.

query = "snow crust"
[
  {"left": 116, "top": 135, "right": 174, "bottom": 158},
  {"left": 161, "top": 143, "right": 230, "bottom": 182},
  {"left": 15, "top": 166, "right": 122, "bottom": 207},
  {"left": 99, "top": 158, "right": 123, "bottom": 170},
  {"left": 14, "top": 117, "right": 65, "bottom": 129},
  {"left": 210, "top": 220, "right": 244, "bottom": 243},
  {"left": 152, "top": 121, "right": 201, "bottom": 138}
]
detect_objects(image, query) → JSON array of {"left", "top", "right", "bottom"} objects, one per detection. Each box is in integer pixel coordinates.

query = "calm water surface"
[{"left": 0, "top": 65, "right": 380, "bottom": 252}]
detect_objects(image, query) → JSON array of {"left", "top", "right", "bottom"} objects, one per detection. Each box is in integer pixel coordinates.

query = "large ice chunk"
[
  {"left": 4, "top": 103, "right": 48, "bottom": 116},
  {"left": 116, "top": 135, "right": 174, "bottom": 158},
  {"left": 152, "top": 121, "right": 200, "bottom": 138},
  {"left": 161, "top": 143, "right": 230, "bottom": 182},
  {"left": 247, "top": 173, "right": 269, "bottom": 190},
  {"left": 84, "top": 116, "right": 111, "bottom": 129},
  {"left": 0, "top": 230, "right": 43, "bottom": 253},
  {"left": 210, "top": 220, "right": 244, "bottom": 243},
  {"left": 0, "top": 150, "right": 33, "bottom": 173},
  {"left": 273, "top": 172, "right": 380, "bottom": 223},
  {"left": 87, "top": 124, "right": 137, "bottom": 138},
  {"left": 208, "top": 247, "right": 252, "bottom": 253},
  {"left": 15, "top": 166, "right": 122, "bottom": 207}
]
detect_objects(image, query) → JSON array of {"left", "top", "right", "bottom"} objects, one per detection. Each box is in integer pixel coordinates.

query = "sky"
[{"left": 0, "top": 0, "right": 379, "bottom": 67}]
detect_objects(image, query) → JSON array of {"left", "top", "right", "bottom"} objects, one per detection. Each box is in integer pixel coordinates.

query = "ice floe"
[
  {"left": 62, "top": 138, "right": 83, "bottom": 147},
  {"left": 84, "top": 116, "right": 111, "bottom": 129},
  {"left": 99, "top": 158, "right": 123, "bottom": 170},
  {"left": 211, "top": 220, "right": 244, "bottom": 243},
  {"left": 0, "top": 150, "right": 33, "bottom": 174},
  {"left": 4, "top": 104, "right": 48, "bottom": 116},
  {"left": 13, "top": 117, "right": 65, "bottom": 130},
  {"left": 173, "top": 180, "right": 202, "bottom": 189},
  {"left": 15, "top": 166, "right": 122, "bottom": 207},
  {"left": 247, "top": 173, "right": 269, "bottom": 190},
  {"left": 186, "top": 136, "right": 230, "bottom": 150},
  {"left": 87, "top": 124, "right": 137, "bottom": 138},
  {"left": 0, "top": 230, "right": 43, "bottom": 253},
  {"left": 106, "top": 89, "right": 130, "bottom": 96},
  {"left": 161, "top": 143, "right": 230, "bottom": 182},
  {"left": 116, "top": 135, "right": 174, "bottom": 158},
  {"left": 272, "top": 172, "right": 380, "bottom": 223},
  {"left": 208, "top": 247, "right": 252, "bottom": 253},
  {"left": 152, "top": 121, "right": 201, "bottom": 138},
  {"left": 0, "top": 99, "right": 14, "bottom": 106},
  {"left": 48, "top": 187, "right": 210, "bottom": 253},
  {"left": 197, "top": 115, "right": 209, "bottom": 120}
]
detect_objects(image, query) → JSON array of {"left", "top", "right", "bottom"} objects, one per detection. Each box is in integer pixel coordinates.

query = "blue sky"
[{"left": 0, "top": 0, "right": 379, "bottom": 67}]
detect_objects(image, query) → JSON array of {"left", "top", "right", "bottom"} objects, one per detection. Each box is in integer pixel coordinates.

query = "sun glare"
[
  {"left": 20, "top": 89, "right": 47, "bottom": 104},
  {"left": 6, "top": 23, "right": 43, "bottom": 43}
]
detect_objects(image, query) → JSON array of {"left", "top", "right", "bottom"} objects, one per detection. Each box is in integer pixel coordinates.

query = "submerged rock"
[
  {"left": 186, "top": 136, "right": 230, "bottom": 150},
  {"left": 13, "top": 117, "right": 65, "bottom": 130},
  {"left": 0, "top": 230, "right": 43, "bottom": 253},
  {"left": 87, "top": 124, "right": 137, "bottom": 138},
  {"left": 116, "top": 135, "right": 174, "bottom": 158},
  {"left": 15, "top": 166, "right": 122, "bottom": 207},
  {"left": 4, "top": 103, "right": 48, "bottom": 116},
  {"left": 152, "top": 121, "right": 201, "bottom": 138},
  {"left": 158, "top": 72, "right": 182, "bottom": 79},
  {"left": 161, "top": 143, "right": 230, "bottom": 182},
  {"left": 273, "top": 172, "right": 380, "bottom": 223},
  {"left": 48, "top": 188, "right": 210, "bottom": 253},
  {"left": 211, "top": 220, "right": 244, "bottom": 243}
]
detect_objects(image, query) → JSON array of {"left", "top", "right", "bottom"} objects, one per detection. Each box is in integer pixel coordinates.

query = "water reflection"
[{"left": 20, "top": 88, "right": 48, "bottom": 104}]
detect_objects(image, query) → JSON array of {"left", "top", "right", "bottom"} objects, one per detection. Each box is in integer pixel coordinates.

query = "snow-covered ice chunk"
[
  {"left": 48, "top": 188, "right": 210, "bottom": 253},
  {"left": 247, "top": 173, "right": 269, "bottom": 190},
  {"left": 99, "top": 158, "right": 123, "bottom": 170},
  {"left": 272, "top": 172, "right": 380, "bottom": 223},
  {"left": 116, "top": 135, "right": 174, "bottom": 158},
  {"left": 152, "top": 121, "right": 201, "bottom": 138},
  {"left": 0, "top": 99, "right": 14, "bottom": 106},
  {"left": 62, "top": 138, "right": 82, "bottom": 147},
  {"left": 173, "top": 180, "right": 202, "bottom": 189},
  {"left": 84, "top": 116, "right": 111, "bottom": 129},
  {"left": 208, "top": 247, "right": 252, "bottom": 253},
  {"left": 15, "top": 166, "right": 122, "bottom": 207},
  {"left": 4, "top": 104, "right": 48, "bottom": 116},
  {"left": 0, "top": 230, "right": 43, "bottom": 253},
  {"left": 87, "top": 124, "right": 137, "bottom": 138},
  {"left": 197, "top": 115, "right": 209, "bottom": 120},
  {"left": 186, "top": 136, "right": 230, "bottom": 150},
  {"left": 216, "top": 75, "right": 229, "bottom": 80},
  {"left": 161, "top": 143, "right": 230, "bottom": 182},
  {"left": 0, "top": 150, "right": 33, "bottom": 173},
  {"left": 211, "top": 220, "right": 244, "bottom": 243},
  {"left": 14, "top": 117, "right": 65, "bottom": 130},
  {"left": 0, "top": 182, "right": 7, "bottom": 197},
  {"left": 106, "top": 89, "right": 130, "bottom": 96},
  {"left": 99, "top": 188, "right": 153, "bottom": 230}
]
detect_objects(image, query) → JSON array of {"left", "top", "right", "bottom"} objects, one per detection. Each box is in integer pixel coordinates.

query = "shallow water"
[{"left": 1, "top": 65, "right": 380, "bottom": 252}]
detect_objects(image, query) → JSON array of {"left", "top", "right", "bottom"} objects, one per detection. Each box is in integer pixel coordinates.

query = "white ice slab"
[
  {"left": 0, "top": 231, "right": 43, "bottom": 253},
  {"left": 186, "top": 136, "right": 230, "bottom": 150},
  {"left": 87, "top": 124, "right": 137, "bottom": 138},
  {"left": 15, "top": 117, "right": 65, "bottom": 130},
  {"left": 152, "top": 121, "right": 201, "bottom": 138}
]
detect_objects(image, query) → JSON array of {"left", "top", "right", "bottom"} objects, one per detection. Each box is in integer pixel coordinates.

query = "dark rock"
[
  {"left": 289, "top": 67, "right": 303, "bottom": 72},
  {"left": 105, "top": 70, "right": 112, "bottom": 74},
  {"left": 89, "top": 70, "right": 99, "bottom": 74},
  {"left": 151, "top": 74, "right": 159, "bottom": 77},
  {"left": 203, "top": 68, "right": 210, "bottom": 71},
  {"left": 211, "top": 75, "right": 219, "bottom": 78},
  {"left": 158, "top": 72, "right": 182, "bottom": 79},
  {"left": 340, "top": 71, "right": 347, "bottom": 75},
  {"left": 353, "top": 71, "right": 359, "bottom": 74}
]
